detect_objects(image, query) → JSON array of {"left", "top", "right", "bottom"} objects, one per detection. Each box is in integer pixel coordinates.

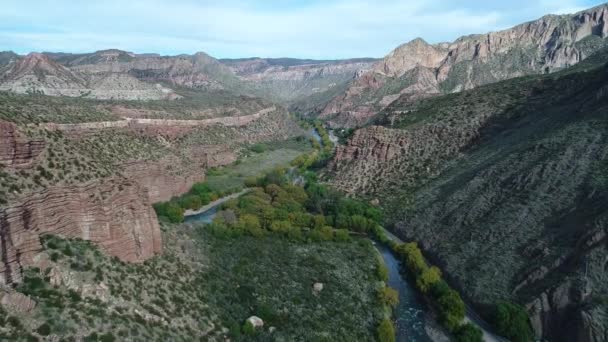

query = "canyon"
[{"left": 0, "top": 2, "right": 607, "bottom": 341}]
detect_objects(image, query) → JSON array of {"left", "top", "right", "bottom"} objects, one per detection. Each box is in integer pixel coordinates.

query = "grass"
[{"left": 206, "top": 138, "right": 312, "bottom": 191}]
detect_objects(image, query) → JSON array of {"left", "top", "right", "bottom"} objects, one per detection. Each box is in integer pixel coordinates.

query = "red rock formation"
[
  {"left": 0, "top": 177, "right": 161, "bottom": 284},
  {"left": 0, "top": 121, "right": 45, "bottom": 166}
]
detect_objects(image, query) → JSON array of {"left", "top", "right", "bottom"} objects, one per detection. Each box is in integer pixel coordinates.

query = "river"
[{"left": 377, "top": 242, "right": 432, "bottom": 341}]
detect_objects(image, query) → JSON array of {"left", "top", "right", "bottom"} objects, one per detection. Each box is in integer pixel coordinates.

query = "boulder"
[
  {"left": 246, "top": 316, "right": 264, "bottom": 329},
  {"left": 313, "top": 282, "right": 324, "bottom": 293}
]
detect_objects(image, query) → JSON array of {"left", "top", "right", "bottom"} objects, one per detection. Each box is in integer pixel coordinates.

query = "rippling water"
[{"left": 376, "top": 243, "right": 432, "bottom": 342}]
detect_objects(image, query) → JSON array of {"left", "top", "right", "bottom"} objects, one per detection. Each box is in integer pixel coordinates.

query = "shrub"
[
  {"left": 378, "top": 287, "right": 399, "bottom": 308},
  {"left": 377, "top": 318, "right": 395, "bottom": 342},
  {"left": 493, "top": 302, "right": 533, "bottom": 342},
  {"left": 334, "top": 229, "right": 351, "bottom": 242},
  {"left": 454, "top": 323, "right": 483, "bottom": 342},
  {"left": 416, "top": 266, "right": 441, "bottom": 294},
  {"left": 310, "top": 226, "right": 333, "bottom": 242},
  {"left": 242, "top": 321, "right": 256, "bottom": 336},
  {"left": 35, "top": 323, "right": 51, "bottom": 336},
  {"left": 250, "top": 144, "right": 266, "bottom": 153},
  {"left": 437, "top": 289, "right": 465, "bottom": 332},
  {"left": 394, "top": 242, "right": 427, "bottom": 275},
  {"left": 377, "top": 262, "right": 389, "bottom": 282}
]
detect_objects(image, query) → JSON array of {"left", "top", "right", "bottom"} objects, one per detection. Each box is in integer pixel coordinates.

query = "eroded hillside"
[
  {"left": 319, "top": 4, "right": 608, "bottom": 127},
  {"left": 329, "top": 47, "right": 608, "bottom": 341}
]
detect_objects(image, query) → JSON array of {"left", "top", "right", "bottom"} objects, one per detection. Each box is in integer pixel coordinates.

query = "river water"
[
  {"left": 376, "top": 242, "right": 432, "bottom": 342},
  {"left": 184, "top": 206, "right": 218, "bottom": 224}
]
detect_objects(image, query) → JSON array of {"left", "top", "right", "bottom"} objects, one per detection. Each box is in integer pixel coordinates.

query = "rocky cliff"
[
  {"left": 0, "top": 53, "right": 178, "bottom": 100},
  {"left": 221, "top": 58, "right": 377, "bottom": 104},
  {"left": 321, "top": 4, "right": 608, "bottom": 127},
  {"left": 330, "top": 50, "right": 608, "bottom": 341},
  {"left": 0, "top": 90, "right": 302, "bottom": 285},
  {"left": 0, "top": 177, "right": 162, "bottom": 284}
]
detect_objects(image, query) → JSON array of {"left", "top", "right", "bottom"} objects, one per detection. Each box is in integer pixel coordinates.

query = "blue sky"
[{"left": 1, "top": 0, "right": 605, "bottom": 59}]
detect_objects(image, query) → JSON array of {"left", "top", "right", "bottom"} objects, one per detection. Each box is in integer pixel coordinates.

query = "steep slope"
[
  {"left": 0, "top": 52, "right": 178, "bottom": 100},
  {"left": 221, "top": 57, "right": 377, "bottom": 104},
  {"left": 0, "top": 53, "right": 88, "bottom": 97},
  {"left": 330, "top": 49, "right": 608, "bottom": 341},
  {"left": 0, "top": 90, "right": 303, "bottom": 285},
  {"left": 320, "top": 4, "right": 608, "bottom": 127},
  {"left": 64, "top": 50, "right": 246, "bottom": 93}
]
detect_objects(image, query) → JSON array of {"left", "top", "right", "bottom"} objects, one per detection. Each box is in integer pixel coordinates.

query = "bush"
[
  {"left": 250, "top": 144, "right": 266, "bottom": 153},
  {"left": 437, "top": 289, "right": 465, "bottom": 332},
  {"left": 454, "top": 323, "right": 483, "bottom": 342},
  {"left": 493, "top": 302, "right": 533, "bottom": 342},
  {"left": 377, "top": 262, "right": 389, "bottom": 282},
  {"left": 310, "top": 226, "right": 333, "bottom": 242},
  {"left": 378, "top": 287, "right": 399, "bottom": 308},
  {"left": 35, "top": 323, "right": 51, "bottom": 336},
  {"left": 334, "top": 229, "right": 351, "bottom": 242},
  {"left": 416, "top": 266, "right": 441, "bottom": 294},
  {"left": 377, "top": 318, "right": 395, "bottom": 342},
  {"left": 242, "top": 321, "right": 256, "bottom": 336}
]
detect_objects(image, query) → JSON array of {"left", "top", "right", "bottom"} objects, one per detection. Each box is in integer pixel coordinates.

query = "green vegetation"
[
  {"left": 154, "top": 181, "right": 242, "bottom": 223},
  {"left": 3, "top": 225, "right": 383, "bottom": 340},
  {"left": 0, "top": 91, "right": 119, "bottom": 124},
  {"left": 374, "top": 240, "right": 478, "bottom": 338},
  {"left": 493, "top": 302, "right": 534, "bottom": 342},
  {"left": 377, "top": 318, "right": 396, "bottom": 342},
  {"left": 454, "top": 323, "right": 484, "bottom": 342},
  {"left": 206, "top": 137, "right": 312, "bottom": 191}
]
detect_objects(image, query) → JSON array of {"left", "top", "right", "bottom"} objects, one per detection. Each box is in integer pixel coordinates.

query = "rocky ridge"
[
  {"left": 221, "top": 57, "right": 377, "bottom": 104},
  {"left": 320, "top": 4, "right": 608, "bottom": 127},
  {"left": 0, "top": 53, "right": 178, "bottom": 100},
  {"left": 330, "top": 48, "right": 608, "bottom": 341}
]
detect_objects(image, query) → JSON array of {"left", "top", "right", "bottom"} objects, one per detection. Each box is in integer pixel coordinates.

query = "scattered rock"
[
  {"left": 1, "top": 292, "right": 36, "bottom": 313},
  {"left": 246, "top": 316, "right": 264, "bottom": 329},
  {"left": 269, "top": 326, "right": 276, "bottom": 333},
  {"left": 313, "top": 282, "right": 324, "bottom": 294}
]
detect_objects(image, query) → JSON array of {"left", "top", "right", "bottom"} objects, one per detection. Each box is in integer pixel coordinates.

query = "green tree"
[
  {"left": 493, "top": 302, "right": 533, "bottom": 342},
  {"left": 454, "top": 323, "right": 483, "bottom": 342},
  {"left": 312, "top": 215, "right": 326, "bottom": 229},
  {"left": 416, "top": 266, "right": 442, "bottom": 294},
  {"left": 378, "top": 287, "right": 399, "bottom": 308},
  {"left": 377, "top": 318, "right": 395, "bottom": 342},
  {"left": 239, "top": 214, "right": 264, "bottom": 237},
  {"left": 437, "top": 289, "right": 465, "bottom": 332},
  {"left": 334, "top": 229, "right": 351, "bottom": 242},
  {"left": 377, "top": 262, "right": 389, "bottom": 282},
  {"left": 310, "top": 226, "right": 333, "bottom": 241}
]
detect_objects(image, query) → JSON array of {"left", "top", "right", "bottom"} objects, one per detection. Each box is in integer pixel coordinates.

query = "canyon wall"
[
  {"left": 321, "top": 4, "right": 608, "bottom": 127},
  {"left": 0, "top": 177, "right": 161, "bottom": 284}
]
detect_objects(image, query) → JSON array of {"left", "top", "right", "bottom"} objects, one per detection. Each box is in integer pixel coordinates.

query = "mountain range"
[{"left": 0, "top": 2, "right": 607, "bottom": 342}]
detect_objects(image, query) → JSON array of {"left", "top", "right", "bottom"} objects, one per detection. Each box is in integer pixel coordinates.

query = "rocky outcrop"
[
  {"left": 0, "top": 52, "right": 178, "bottom": 100},
  {"left": 69, "top": 51, "right": 240, "bottom": 91},
  {"left": 0, "top": 177, "right": 161, "bottom": 284},
  {"left": 321, "top": 4, "right": 608, "bottom": 127},
  {"left": 0, "top": 121, "right": 45, "bottom": 166},
  {"left": 222, "top": 58, "right": 377, "bottom": 103}
]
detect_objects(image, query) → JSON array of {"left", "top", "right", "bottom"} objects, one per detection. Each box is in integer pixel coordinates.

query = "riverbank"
[
  {"left": 183, "top": 189, "right": 250, "bottom": 217},
  {"left": 378, "top": 227, "right": 506, "bottom": 342}
]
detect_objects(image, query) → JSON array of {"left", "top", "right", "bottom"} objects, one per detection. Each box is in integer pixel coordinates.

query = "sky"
[{"left": 0, "top": 0, "right": 605, "bottom": 59}]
